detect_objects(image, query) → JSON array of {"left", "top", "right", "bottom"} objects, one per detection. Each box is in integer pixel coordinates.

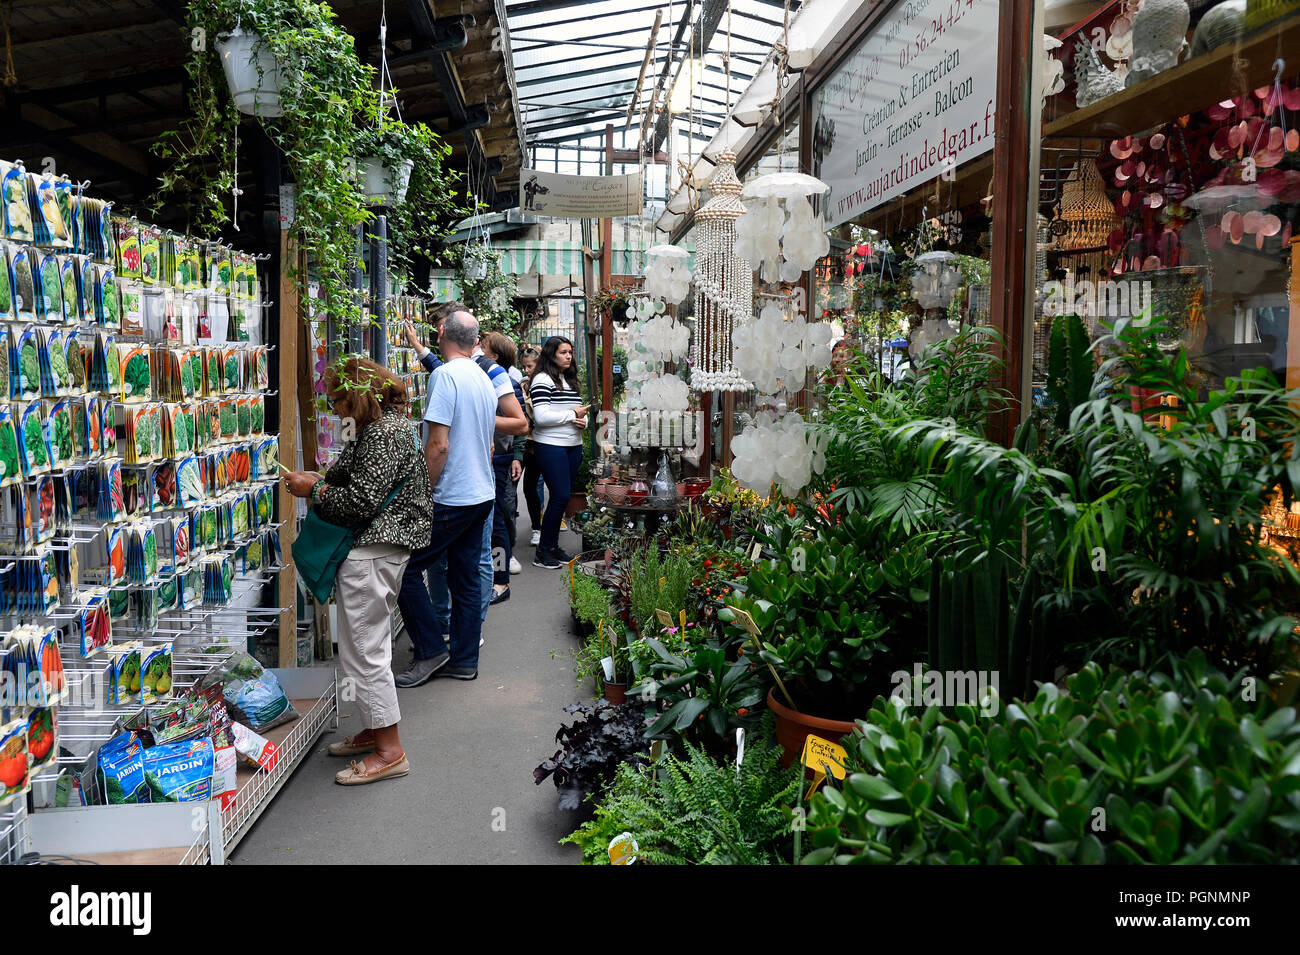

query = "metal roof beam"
[{"left": 652, "top": 0, "right": 729, "bottom": 153}]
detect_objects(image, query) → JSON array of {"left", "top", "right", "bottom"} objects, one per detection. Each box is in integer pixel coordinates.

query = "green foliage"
[
  {"left": 455, "top": 244, "right": 520, "bottom": 338},
  {"left": 1045, "top": 314, "right": 1093, "bottom": 432},
  {"left": 563, "top": 734, "right": 801, "bottom": 865},
  {"left": 626, "top": 545, "right": 696, "bottom": 639},
  {"left": 639, "top": 631, "right": 765, "bottom": 747},
  {"left": 802, "top": 651, "right": 1300, "bottom": 865}
]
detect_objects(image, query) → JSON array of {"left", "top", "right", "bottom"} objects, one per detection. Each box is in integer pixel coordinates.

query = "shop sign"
[
  {"left": 519, "top": 169, "right": 643, "bottom": 218},
  {"left": 810, "top": 0, "right": 1000, "bottom": 229}
]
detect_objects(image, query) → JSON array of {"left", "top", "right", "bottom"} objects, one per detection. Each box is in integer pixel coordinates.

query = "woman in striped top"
[{"left": 528, "top": 336, "right": 589, "bottom": 568}]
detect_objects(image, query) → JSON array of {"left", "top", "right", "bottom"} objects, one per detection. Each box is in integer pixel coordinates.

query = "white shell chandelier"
[
  {"left": 732, "top": 299, "right": 836, "bottom": 396},
  {"left": 736, "top": 172, "right": 832, "bottom": 285},
  {"left": 730, "top": 410, "right": 829, "bottom": 497},
  {"left": 692, "top": 151, "right": 753, "bottom": 393},
  {"left": 642, "top": 244, "right": 693, "bottom": 304}
]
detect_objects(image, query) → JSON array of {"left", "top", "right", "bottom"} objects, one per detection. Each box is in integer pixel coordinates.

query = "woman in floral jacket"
[{"left": 285, "top": 356, "right": 431, "bottom": 785}]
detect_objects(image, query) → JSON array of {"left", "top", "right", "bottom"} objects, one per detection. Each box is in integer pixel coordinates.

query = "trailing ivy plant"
[
  {"left": 152, "top": 0, "right": 380, "bottom": 327},
  {"left": 454, "top": 243, "right": 521, "bottom": 337}
]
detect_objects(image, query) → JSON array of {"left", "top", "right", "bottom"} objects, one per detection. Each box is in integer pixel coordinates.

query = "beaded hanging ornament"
[{"left": 692, "top": 151, "right": 753, "bottom": 392}]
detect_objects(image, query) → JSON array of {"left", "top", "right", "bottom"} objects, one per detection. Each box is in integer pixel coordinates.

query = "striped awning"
[
  {"left": 428, "top": 272, "right": 462, "bottom": 302},
  {"left": 493, "top": 241, "right": 694, "bottom": 277}
]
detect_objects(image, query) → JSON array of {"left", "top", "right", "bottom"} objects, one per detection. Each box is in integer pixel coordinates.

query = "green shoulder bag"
[{"left": 293, "top": 478, "right": 407, "bottom": 603}]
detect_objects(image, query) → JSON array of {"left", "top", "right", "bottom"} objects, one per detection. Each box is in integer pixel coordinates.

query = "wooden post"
[
  {"left": 601, "top": 123, "right": 615, "bottom": 414},
  {"left": 987, "top": 0, "right": 1042, "bottom": 447},
  {"left": 1289, "top": 237, "right": 1300, "bottom": 392},
  {"left": 277, "top": 230, "right": 301, "bottom": 668}
]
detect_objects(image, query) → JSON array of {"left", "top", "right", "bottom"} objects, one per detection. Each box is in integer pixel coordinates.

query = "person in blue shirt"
[{"left": 394, "top": 305, "right": 527, "bottom": 686}]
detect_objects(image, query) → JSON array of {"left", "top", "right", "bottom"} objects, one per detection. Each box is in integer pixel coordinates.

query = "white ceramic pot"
[
  {"left": 359, "top": 157, "right": 414, "bottom": 205},
  {"left": 216, "top": 28, "right": 286, "bottom": 117}
]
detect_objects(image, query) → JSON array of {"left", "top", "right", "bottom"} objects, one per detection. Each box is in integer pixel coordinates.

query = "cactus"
[{"left": 1046, "top": 313, "right": 1093, "bottom": 432}]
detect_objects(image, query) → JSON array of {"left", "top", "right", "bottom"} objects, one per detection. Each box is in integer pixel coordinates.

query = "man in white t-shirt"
[{"left": 394, "top": 309, "right": 527, "bottom": 684}]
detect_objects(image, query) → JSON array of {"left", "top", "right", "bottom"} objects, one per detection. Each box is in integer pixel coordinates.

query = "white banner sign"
[
  {"left": 810, "top": 0, "right": 1000, "bottom": 229},
  {"left": 520, "top": 169, "right": 643, "bottom": 218}
]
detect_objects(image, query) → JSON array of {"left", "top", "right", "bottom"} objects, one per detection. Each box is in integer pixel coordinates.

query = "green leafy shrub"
[
  {"left": 640, "top": 633, "right": 765, "bottom": 748},
  {"left": 802, "top": 650, "right": 1300, "bottom": 865},
  {"left": 626, "top": 545, "right": 696, "bottom": 638},
  {"left": 563, "top": 733, "right": 801, "bottom": 865}
]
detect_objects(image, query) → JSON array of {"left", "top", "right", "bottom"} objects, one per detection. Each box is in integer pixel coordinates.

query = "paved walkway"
[{"left": 230, "top": 513, "right": 587, "bottom": 865}]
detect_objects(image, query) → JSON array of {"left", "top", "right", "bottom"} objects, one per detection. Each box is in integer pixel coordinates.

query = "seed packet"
[
  {"left": 133, "top": 585, "right": 159, "bottom": 632},
  {"left": 232, "top": 493, "right": 250, "bottom": 538},
  {"left": 253, "top": 484, "right": 274, "bottom": 529},
  {"left": 108, "top": 584, "right": 129, "bottom": 621},
  {"left": 195, "top": 503, "right": 218, "bottom": 551},
  {"left": 205, "top": 347, "right": 221, "bottom": 396},
  {"left": 0, "top": 719, "right": 31, "bottom": 807},
  {"left": 105, "top": 527, "right": 125, "bottom": 587},
  {"left": 27, "top": 708, "right": 56, "bottom": 775},
  {"left": 79, "top": 592, "right": 112, "bottom": 657},
  {"left": 165, "top": 404, "right": 192, "bottom": 458},
  {"left": 177, "top": 455, "right": 203, "bottom": 505},
  {"left": 26, "top": 628, "right": 66, "bottom": 706},
  {"left": 183, "top": 349, "right": 201, "bottom": 399},
  {"left": 106, "top": 643, "right": 142, "bottom": 707},
  {"left": 32, "top": 474, "right": 55, "bottom": 544},
  {"left": 223, "top": 347, "right": 241, "bottom": 391},
  {"left": 96, "top": 730, "right": 145, "bottom": 803},
  {"left": 97, "top": 268, "right": 120, "bottom": 328},
  {"left": 14, "top": 326, "right": 39, "bottom": 400},
  {"left": 180, "top": 564, "right": 202, "bottom": 609},
  {"left": 101, "top": 399, "right": 115, "bottom": 457},
  {"left": 36, "top": 254, "right": 61, "bottom": 322},
  {"left": 250, "top": 394, "right": 265, "bottom": 435},
  {"left": 59, "top": 256, "right": 78, "bottom": 323},
  {"left": 119, "top": 345, "right": 150, "bottom": 402},
  {"left": 80, "top": 258, "right": 97, "bottom": 323},
  {"left": 1, "top": 163, "right": 33, "bottom": 241},
  {"left": 141, "top": 645, "right": 173, "bottom": 706},
  {"left": 32, "top": 176, "right": 69, "bottom": 247},
  {"left": 0, "top": 249, "right": 12, "bottom": 323},
  {"left": 120, "top": 285, "right": 143, "bottom": 336},
  {"left": 173, "top": 516, "right": 190, "bottom": 568},
  {"left": 236, "top": 396, "right": 251, "bottom": 437},
  {"left": 98, "top": 460, "right": 124, "bottom": 522},
  {"left": 34, "top": 547, "right": 58, "bottom": 614},
  {"left": 218, "top": 398, "right": 237, "bottom": 440},
  {"left": 70, "top": 397, "right": 87, "bottom": 459},
  {"left": 244, "top": 535, "right": 264, "bottom": 572},
  {"left": 0, "top": 405, "right": 19, "bottom": 488},
  {"left": 63, "top": 330, "right": 84, "bottom": 391},
  {"left": 146, "top": 405, "right": 162, "bottom": 460},
  {"left": 154, "top": 461, "right": 177, "bottom": 508},
  {"left": 210, "top": 245, "right": 232, "bottom": 295},
  {"left": 140, "top": 224, "right": 161, "bottom": 285},
  {"left": 18, "top": 400, "right": 51, "bottom": 477},
  {"left": 121, "top": 467, "right": 143, "bottom": 518},
  {"left": 45, "top": 398, "right": 73, "bottom": 468},
  {"left": 10, "top": 248, "right": 35, "bottom": 322},
  {"left": 114, "top": 219, "right": 141, "bottom": 279}
]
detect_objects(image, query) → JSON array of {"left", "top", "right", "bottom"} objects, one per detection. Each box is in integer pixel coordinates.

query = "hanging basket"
[
  {"left": 1059, "top": 159, "right": 1119, "bottom": 250},
  {"left": 216, "top": 28, "right": 288, "bottom": 117},
  {"left": 359, "top": 157, "right": 414, "bottom": 206}
]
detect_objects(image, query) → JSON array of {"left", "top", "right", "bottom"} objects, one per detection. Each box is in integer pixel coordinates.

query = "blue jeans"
[
  {"left": 398, "top": 500, "right": 492, "bottom": 669},
  {"left": 535, "top": 442, "right": 582, "bottom": 552},
  {"left": 491, "top": 455, "right": 515, "bottom": 585}
]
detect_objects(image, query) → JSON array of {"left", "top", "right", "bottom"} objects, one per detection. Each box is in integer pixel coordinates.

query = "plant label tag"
[
  {"left": 801, "top": 734, "right": 848, "bottom": 780},
  {"left": 658, "top": 575, "right": 666, "bottom": 592},
  {"left": 735, "top": 728, "right": 745, "bottom": 771},
  {"left": 600, "top": 655, "right": 615, "bottom": 682},
  {"left": 655, "top": 608, "right": 674, "bottom": 630},
  {"left": 728, "top": 606, "right": 760, "bottom": 637},
  {"left": 650, "top": 740, "right": 665, "bottom": 762},
  {"left": 750, "top": 541, "right": 763, "bottom": 561},
  {"left": 608, "top": 832, "right": 638, "bottom": 865}
]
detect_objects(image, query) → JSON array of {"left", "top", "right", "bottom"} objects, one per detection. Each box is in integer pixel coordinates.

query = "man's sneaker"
[
  {"left": 551, "top": 546, "right": 575, "bottom": 564},
  {"left": 394, "top": 652, "right": 448, "bottom": 688},
  {"left": 509, "top": 556, "right": 522, "bottom": 575},
  {"left": 438, "top": 666, "right": 478, "bottom": 680},
  {"left": 533, "top": 549, "right": 562, "bottom": 569},
  {"left": 530, "top": 530, "right": 541, "bottom": 546}
]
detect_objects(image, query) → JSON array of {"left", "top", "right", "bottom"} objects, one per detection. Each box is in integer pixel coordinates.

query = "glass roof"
[{"left": 505, "top": 0, "right": 801, "bottom": 145}]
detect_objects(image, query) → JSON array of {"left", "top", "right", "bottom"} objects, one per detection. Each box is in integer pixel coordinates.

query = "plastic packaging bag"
[{"left": 205, "top": 652, "right": 297, "bottom": 733}]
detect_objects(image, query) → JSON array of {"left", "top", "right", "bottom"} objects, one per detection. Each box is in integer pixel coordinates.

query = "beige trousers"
[{"left": 335, "top": 545, "right": 409, "bottom": 729}]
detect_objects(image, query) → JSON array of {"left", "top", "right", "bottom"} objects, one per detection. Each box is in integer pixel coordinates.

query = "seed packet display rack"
[{"left": 0, "top": 159, "right": 313, "bottom": 863}]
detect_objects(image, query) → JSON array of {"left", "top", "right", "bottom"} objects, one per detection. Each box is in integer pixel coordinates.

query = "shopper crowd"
[{"left": 283, "top": 303, "right": 588, "bottom": 785}]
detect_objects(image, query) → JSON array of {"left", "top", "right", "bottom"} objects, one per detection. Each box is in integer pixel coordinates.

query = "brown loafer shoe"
[
  {"left": 335, "top": 753, "right": 410, "bottom": 786},
  {"left": 328, "top": 734, "right": 375, "bottom": 757}
]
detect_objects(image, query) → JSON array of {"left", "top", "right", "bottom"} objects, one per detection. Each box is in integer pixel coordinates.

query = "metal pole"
[{"left": 371, "top": 213, "right": 389, "bottom": 366}]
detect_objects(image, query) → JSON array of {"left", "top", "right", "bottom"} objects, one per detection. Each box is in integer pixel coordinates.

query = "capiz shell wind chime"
[{"left": 692, "top": 151, "right": 753, "bottom": 392}]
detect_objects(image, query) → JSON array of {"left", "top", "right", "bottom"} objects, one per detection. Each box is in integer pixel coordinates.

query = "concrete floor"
[{"left": 229, "top": 517, "right": 588, "bottom": 865}]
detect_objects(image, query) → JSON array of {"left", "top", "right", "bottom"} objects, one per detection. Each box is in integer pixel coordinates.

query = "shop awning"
[{"left": 493, "top": 241, "right": 694, "bottom": 276}]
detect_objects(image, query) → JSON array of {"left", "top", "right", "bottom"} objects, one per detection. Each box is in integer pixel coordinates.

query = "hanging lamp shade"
[
  {"left": 1060, "top": 159, "right": 1119, "bottom": 250},
  {"left": 692, "top": 151, "right": 753, "bottom": 392}
]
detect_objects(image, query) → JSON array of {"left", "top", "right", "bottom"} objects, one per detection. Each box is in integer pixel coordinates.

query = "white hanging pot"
[
  {"left": 358, "top": 157, "right": 414, "bottom": 206},
  {"left": 216, "top": 28, "right": 287, "bottom": 117},
  {"left": 465, "top": 254, "right": 489, "bottom": 281}
]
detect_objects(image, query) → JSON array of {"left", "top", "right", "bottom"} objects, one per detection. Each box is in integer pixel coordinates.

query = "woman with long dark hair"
[
  {"left": 527, "top": 336, "right": 588, "bottom": 568},
  {"left": 518, "top": 347, "right": 546, "bottom": 545}
]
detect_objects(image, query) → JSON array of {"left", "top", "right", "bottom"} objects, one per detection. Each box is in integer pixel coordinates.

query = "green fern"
[{"left": 562, "top": 729, "right": 801, "bottom": 865}]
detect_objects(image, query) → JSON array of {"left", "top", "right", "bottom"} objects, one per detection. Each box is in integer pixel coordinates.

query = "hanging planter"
[
  {"left": 215, "top": 28, "right": 288, "bottom": 117},
  {"left": 358, "top": 156, "right": 414, "bottom": 206}
]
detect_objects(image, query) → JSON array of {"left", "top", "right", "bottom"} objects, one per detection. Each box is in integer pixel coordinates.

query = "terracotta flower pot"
[
  {"left": 766, "top": 689, "right": 857, "bottom": 769},
  {"left": 604, "top": 682, "right": 628, "bottom": 705},
  {"left": 566, "top": 492, "right": 587, "bottom": 517}
]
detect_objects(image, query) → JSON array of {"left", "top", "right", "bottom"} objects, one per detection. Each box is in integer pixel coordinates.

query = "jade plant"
[{"left": 801, "top": 651, "right": 1300, "bottom": 865}]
